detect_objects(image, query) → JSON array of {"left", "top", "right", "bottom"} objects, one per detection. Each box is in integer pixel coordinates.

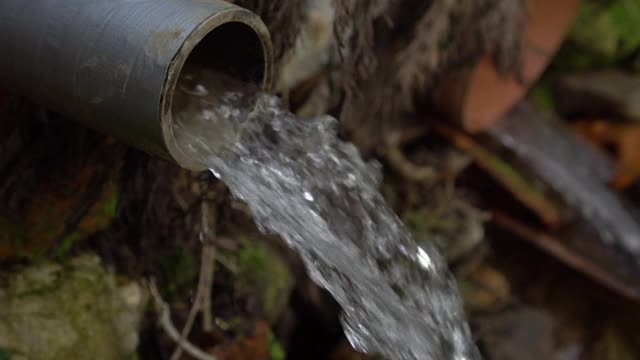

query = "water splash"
[{"left": 172, "top": 68, "right": 480, "bottom": 360}]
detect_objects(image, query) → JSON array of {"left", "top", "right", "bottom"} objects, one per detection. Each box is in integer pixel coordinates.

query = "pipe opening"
[
  {"left": 163, "top": 15, "right": 273, "bottom": 171},
  {"left": 186, "top": 21, "right": 266, "bottom": 86}
]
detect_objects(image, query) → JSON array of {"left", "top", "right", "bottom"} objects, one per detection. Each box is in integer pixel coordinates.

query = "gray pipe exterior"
[{"left": 0, "top": 0, "right": 273, "bottom": 170}]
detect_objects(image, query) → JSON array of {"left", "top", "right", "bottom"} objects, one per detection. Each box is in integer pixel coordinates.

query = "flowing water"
[{"left": 171, "top": 68, "right": 479, "bottom": 360}]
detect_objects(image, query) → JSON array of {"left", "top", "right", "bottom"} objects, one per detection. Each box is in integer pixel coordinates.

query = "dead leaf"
[
  {"left": 211, "top": 321, "right": 270, "bottom": 360},
  {"left": 573, "top": 120, "right": 640, "bottom": 189}
]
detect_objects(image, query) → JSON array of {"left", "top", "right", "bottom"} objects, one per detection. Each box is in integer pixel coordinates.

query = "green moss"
[
  {"left": 0, "top": 255, "right": 146, "bottom": 360},
  {"left": 52, "top": 232, "right": 82, "bottom": 260},
  {"left": 572, "top": 0, "right": 640, "bottom": 59},
  {"left": 267, "top": 331, "right": 286, "bottom": 360},
  {"left": 553, "top": 0, "right": 640, "bottom": 72},
  {"left": 528, "top": 83, "right": 557, "bottom": 115},
  {"left": 102, "top": 186, "right": 119, "bottom": 218},
  {"left": 159, "top": 249, "right": 199, "bottom": 301},
  {"left": 236, "top": 243, "right": 293, "bottom": 322}
]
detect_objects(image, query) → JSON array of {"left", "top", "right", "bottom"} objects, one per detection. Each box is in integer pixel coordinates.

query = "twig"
[
  {"left": 169, "top": 283, "right": 202, "bottom": 360},
  {"left": 170, "top": 201, "right": 217, "bottom": 360},
  {"left": 384, "top": 130, "right": 437, "bottom": 182},
  {"left": 201, "top": 245, "right": 216, "bottom": 332},
  {"left": 493, "top": 212, "right": 640, "bottom": 303},
  {"left": 148, "top": 281, "right": 218, "bottom": 360},
  {"left": 199, "top": 199, "right": 215, "bottom": 331}
]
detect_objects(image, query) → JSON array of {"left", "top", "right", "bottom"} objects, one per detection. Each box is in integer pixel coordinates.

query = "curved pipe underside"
[{"left": 0, "top": 0, "right": 274, "bottom": 170}]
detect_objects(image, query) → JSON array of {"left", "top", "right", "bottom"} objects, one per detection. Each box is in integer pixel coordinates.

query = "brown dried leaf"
[
  {"left": 211, "top": 321, "right": 271, "bottom": 360},
  {"left": 573, "top": 120, "right": 640, "bottom": 190}
]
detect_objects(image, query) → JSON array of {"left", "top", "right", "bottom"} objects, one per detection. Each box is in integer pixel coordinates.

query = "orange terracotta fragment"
[{"left": 436, "top": 0, "right": 582, "bottom": 132}]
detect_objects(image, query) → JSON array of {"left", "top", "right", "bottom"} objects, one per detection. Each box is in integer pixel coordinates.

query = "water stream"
[{"left": 171, "top": 68, "right": 479, "bottom": 360}]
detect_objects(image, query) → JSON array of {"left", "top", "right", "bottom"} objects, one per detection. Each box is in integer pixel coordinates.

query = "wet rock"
[
  {"left": 0, "top": 255, "right": 147, "bottom": 360},
  {"left": 556, "top": 70, "right": 640, "bottom": 122}
]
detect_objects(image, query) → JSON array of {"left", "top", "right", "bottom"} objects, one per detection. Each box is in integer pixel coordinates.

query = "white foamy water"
[{"left": 171, "top": 68, "right": 480, "bottom": 360}]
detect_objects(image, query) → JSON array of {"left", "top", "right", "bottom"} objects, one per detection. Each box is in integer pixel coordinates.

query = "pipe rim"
[{"left": 161, "top": 6, "right": 274, "bottom": 171}]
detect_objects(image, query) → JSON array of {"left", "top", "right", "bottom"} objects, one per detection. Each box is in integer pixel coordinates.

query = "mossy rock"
[{"left": 0, "top": 255, "right": 147, "bottom": 360}]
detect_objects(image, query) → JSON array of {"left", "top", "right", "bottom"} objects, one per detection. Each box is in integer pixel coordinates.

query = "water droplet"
[
  {"left": 417, "top": 246, "right": 433, "bottom": 271},
  {"left": 209, "top": 168, "right": 221, "bottom": 178},
  {"left": 303, "top": 191, "right": 314, "bottom": 201},
  {"left": 344, "top": 173, "right": 357, "bottom": 187}
]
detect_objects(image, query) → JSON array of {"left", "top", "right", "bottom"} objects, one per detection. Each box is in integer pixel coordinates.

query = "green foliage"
[
  {"left": 553, "top": 0, "right": 640, "bottom": 71},
  {"left": 571, "top": 0, "right": 640, "bottom": 60},
  {"left": 267, "top": 331, "right": 286, "bottom": 360},
  {"left": 159, "top": 249, "right": 199, "bottom": 301}
]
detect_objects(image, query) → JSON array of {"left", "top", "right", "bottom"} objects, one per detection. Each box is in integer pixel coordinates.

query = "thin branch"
[
  {"left": 199, "top": 199, "right": 216, "bottom": 331},
  {"left": 201, "top": 245, "right": 216, "bottom": 332},
  {"left": 148, "top": 281, "right": 218, "bottom": 360},
  {"left": 171, "top": 200, "right": 217, "bottom": 360},
  {"left": 384, "top": 130, "right": 437, "bottom": 182}
]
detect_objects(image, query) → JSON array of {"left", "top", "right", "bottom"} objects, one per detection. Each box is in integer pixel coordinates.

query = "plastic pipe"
[{"left": 0, "top": 0, "right": 274, "bottom": 170}]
